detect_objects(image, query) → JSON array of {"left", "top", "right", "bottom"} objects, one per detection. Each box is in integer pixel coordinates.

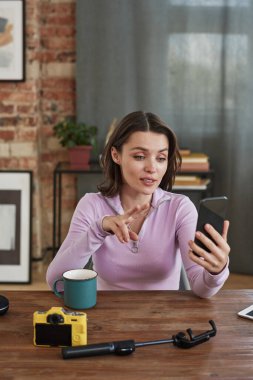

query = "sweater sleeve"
[
  {"left": 46, "top": 194, "right": 111, "bottom": 290},
  {"left": 176, "top": 197, "right": 229, "bottom": 298}
]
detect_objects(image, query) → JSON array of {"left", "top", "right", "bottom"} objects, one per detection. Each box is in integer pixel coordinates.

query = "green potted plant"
[{"left": 53, "top": 117, "right": 98, "bottom": 169}]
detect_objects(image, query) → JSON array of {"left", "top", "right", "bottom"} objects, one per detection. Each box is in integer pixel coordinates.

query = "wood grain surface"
[{"left": 1, "top": 290, "right": 253, "bottom": 379}]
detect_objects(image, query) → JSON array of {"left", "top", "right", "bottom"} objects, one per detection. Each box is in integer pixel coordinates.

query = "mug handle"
[{"left": 53, "top": 278, "right": 64, "bottom": 298}]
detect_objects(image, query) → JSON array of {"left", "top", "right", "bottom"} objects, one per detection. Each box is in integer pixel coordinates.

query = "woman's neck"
[{"left": 120, "top": 192, "right": 153, "bottom": 211}]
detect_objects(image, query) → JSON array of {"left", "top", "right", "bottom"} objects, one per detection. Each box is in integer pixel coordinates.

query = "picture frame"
[
  {"left": 0, "top": 171, "right": 32, "bottom": 283},
  {"left": 0, "top": 0, "right": 25, "bottom": 81}
]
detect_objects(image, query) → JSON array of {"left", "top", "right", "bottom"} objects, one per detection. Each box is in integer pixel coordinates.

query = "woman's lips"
[{"left": 141, "top": 178, "right": 156, "bottom": 185}]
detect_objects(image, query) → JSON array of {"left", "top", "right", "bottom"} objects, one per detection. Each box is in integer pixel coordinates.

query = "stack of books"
[
  {"left": 179, "top": 150, "right": 210, "bottom": 172},
  {"left": 173, "top": 175, "right": 210, "bottom": 190},
  {"left": 173, "top": 149, "right": 211, "bottom": 190}
]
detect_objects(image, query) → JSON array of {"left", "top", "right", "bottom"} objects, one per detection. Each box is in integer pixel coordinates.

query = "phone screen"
[
  {"left": 194, "top": 196, "right": 228, "bottom": 253},
  {"left": 0, "top": 18, "right": 8, "bottom": 33}
]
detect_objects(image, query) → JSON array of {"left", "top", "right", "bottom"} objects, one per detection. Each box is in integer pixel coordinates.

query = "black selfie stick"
[{"left": 62, "top": 320, "right": 216, "bottom": 359}]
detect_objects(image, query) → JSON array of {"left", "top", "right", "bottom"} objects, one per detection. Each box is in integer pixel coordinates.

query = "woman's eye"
[
  {"left": 133, "top": 155, "right": 145, "bottom": 160},
  {"left": 157, "top": 157, "right": 167, "bottom": 162}
]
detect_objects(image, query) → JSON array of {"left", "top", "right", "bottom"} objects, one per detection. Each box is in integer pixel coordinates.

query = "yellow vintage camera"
[{"left": 33, "top": 307, "right": 87, "bottom": 347}]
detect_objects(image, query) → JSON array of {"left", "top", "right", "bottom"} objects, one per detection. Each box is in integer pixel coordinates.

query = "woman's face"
[{"left": 111, "top": 131, "right": 169, "bottom": 197}]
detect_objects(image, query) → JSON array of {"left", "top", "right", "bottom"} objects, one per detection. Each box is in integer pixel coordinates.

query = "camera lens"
[{"left": 47, "top": 313, "right": 64, "bottom": 324}]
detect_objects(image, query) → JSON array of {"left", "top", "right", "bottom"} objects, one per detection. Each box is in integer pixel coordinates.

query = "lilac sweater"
[{"left": 46, "top": 188, "right": 229, "bottom": 297}]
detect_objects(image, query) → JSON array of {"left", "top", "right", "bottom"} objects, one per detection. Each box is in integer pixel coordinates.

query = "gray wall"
[{"left": 76, "top": 0, "right": 253, "bottom": 274}]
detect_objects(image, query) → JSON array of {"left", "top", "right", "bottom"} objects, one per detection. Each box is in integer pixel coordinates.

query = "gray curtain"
[{"left": 76, "top": 0, "right": 253, "bottom": 274}]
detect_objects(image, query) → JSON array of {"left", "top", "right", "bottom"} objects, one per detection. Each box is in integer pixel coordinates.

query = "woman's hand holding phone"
[
  {"left": 188, "top": 220, "right": 230, "bottom": 274},
  {"left": 188, "top": 197, "right": 230, "bottom": 274}
]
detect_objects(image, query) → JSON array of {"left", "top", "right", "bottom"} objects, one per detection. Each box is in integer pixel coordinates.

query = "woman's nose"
[{"left": 144, "top": 159, "right": 156, "bottom": 173}]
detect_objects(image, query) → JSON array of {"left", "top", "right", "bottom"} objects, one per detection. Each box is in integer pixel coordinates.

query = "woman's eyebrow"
[{"left": 130, "top": 147, "right": 168, "bottom": 152}]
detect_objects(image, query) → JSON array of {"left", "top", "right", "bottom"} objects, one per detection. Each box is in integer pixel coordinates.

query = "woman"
[{"left": 47, "top": 111, "right": 230, "bottom": 297}]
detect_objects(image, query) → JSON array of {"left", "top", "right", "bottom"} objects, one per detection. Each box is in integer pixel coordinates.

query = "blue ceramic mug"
[{"left": 53, "top": 269, "right": 97, "bottom": 309}]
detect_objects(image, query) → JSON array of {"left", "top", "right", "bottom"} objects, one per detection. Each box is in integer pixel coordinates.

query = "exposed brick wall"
[{"left": 0, "top": 0, "right": 77, "bottom": 259}]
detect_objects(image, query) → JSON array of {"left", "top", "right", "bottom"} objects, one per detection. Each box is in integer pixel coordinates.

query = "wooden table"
[{"left": 1, "top": 290, "right": 253, "bottom": 379}]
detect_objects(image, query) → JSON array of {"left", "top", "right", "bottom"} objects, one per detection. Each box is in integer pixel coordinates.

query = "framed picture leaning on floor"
[{"left": 0, "top": 171, "right": 32, "bottom": 283}]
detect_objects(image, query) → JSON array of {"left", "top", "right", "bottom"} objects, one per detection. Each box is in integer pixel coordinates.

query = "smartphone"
[
  {"left": 238, "top": 305, "right": 253, "bottom": 321},
  {"left": 194, "top": 196, "right": 228, "bottom": 253}
]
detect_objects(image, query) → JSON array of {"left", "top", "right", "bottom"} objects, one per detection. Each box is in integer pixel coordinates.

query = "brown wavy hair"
[{"left": 98, "top": 111, "right": 181, "bottom": 197}]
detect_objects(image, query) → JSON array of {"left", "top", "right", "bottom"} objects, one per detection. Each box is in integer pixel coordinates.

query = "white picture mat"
[
  {"left": 0, "top": 1, "right": 24, "bottom": 80},
  {"left": 0, "top": 204, "right": 16, "bottom": 250},
  {"left": 0, "top": 172, "right": 31, "bottom": 282}
]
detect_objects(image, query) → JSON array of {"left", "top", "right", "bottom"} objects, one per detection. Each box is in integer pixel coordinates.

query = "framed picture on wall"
[
  {"left": 0, "top": 171, "right": 32, "bottom": 283},
  {"left": 0, "top": 0, "right": 25, "bottom": 81}
]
